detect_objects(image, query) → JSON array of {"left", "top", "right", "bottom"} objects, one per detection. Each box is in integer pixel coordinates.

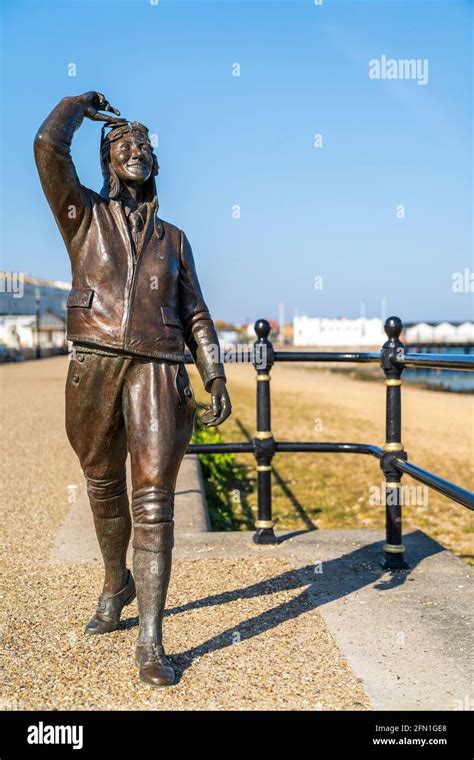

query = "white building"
[
  {"left": 0, "top": 273, "right": 70, "bottom": 318},
  {"left": 293, "top": 316, "right": 386, "bottom": 347},
  {"left": 0, "top": 313, "right": 66, "bottom": 357},
  {"left": 405, "top": 322, "right": 474, "bottom": 344},
  {"left": 455, "top": 322, "right": 474, "bottom": 343},
  {"left": 404, "top": 322, "right": 434, "bottom": 343},
  {"left": 293, "top": 317, "right": 474, "bottom": 347}
]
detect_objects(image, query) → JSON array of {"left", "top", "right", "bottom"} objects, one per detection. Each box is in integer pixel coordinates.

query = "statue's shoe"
[
  {"left": 135, "top": 642, "right": 176, "bottom": 687},
  {"left": 84, "top": 570, "right": 136, "bottom": 635}
]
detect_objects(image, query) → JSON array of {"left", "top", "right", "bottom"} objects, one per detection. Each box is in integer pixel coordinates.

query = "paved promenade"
[{"left": 1, "top": 357, "right": 472, "bottom": 711}]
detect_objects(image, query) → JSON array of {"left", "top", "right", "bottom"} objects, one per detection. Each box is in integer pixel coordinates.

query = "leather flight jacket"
[{"left": 34, "top": 96, "right": 225, "bottom": 391}]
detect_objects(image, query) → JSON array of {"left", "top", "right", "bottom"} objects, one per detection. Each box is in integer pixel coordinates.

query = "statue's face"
[{"left": 109, "top": 131, "right": 153, "bottom": 186}]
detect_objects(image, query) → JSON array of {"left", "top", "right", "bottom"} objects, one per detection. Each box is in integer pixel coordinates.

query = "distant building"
[
  {"left": 0, "top": 274, "right": 70, "bottom": 358},
  {"left": 292, "top": 316, "right": 474, "bottom": 348},
  {"left": 0, "top": 312, "right": 67, "bottom": 358},
  {"left": 404, "top": 321, "right": 474, "bottom": 345},
  {"left": 0, "top": 273, "right": 70, "bottom": 318},
  {"left": 293, "top": 316, "right": 386, "bottom": 347}
]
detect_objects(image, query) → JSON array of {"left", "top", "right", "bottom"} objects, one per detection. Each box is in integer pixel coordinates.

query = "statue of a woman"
[{"left": 34, "top": 92, "right": 231, "bottom": 687}]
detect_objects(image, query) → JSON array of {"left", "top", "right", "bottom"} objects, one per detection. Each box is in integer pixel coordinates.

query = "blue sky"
[{"left": 1, "top": 0, "right": 472, "bottom": 324}]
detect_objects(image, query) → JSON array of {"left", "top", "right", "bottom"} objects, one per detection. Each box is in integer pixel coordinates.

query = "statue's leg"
[
  {"left": 65, "top": 351, "right": 135, "bottom": 633},
  {"left": 123, "top": 360, "right": 195, "bottom": 686}
]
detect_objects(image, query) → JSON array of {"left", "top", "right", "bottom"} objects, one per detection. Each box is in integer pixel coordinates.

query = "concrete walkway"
[{"left": 52, "top": 454, "right": 473, "bottom": 711}]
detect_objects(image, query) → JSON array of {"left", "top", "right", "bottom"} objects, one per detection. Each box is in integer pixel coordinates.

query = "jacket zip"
[{"left": 122, "top": 210, "right": 142, "bottom": 349}]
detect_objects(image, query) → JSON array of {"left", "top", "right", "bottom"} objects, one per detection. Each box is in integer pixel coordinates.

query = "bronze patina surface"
[{"left": 34, "top": 91, "right": 231, "bottom": 686}]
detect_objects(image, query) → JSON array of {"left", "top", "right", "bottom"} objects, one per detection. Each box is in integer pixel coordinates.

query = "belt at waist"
[{"left": 72, "top": 342, "right": 184, "bottom": 363}]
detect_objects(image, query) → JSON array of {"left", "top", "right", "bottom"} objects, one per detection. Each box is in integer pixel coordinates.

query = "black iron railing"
[{"left": 186, "top": 316, "right": 474, "bottom": 570}]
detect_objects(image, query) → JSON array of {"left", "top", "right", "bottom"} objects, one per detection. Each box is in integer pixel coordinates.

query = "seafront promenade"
[{"left": 1, "top": 356, "right": 472, "bottom": 711}]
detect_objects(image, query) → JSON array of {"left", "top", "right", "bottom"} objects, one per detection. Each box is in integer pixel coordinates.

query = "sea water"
[{"left": 403, "top": 346, "right": 474, "bottom": 393}]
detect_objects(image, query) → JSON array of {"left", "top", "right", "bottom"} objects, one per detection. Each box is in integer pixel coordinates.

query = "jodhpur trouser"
[{"left": 65, "top": 350, "right": 196, "bottom": 558}]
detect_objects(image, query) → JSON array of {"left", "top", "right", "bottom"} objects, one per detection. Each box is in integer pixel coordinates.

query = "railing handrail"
[
  {"left": 188, "top": 439, "right": 474, "bottom": 511},
  {"left": 273, "top": 351, "right": 381, "bottom": 363},
  {"left": 184, "top": 349, "right": 474, "bottom": 371},
  {"left": 399, "top": 353, "right": 474, "bottom": 370},
  {"left": 187, "top": 315, "right": 473, "bottom": 566},
  {"left": 393, "top": 458, "right": 474, "bottom": 511}
]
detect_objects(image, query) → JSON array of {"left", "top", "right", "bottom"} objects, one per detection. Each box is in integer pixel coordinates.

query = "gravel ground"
[{"left": 0, "top": 357, "right": 370, "bottom": 711}]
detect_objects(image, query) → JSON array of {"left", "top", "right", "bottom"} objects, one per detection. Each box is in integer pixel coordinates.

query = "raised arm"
[{"left": 33, "top": 91, "right": 124, "bottom": 242}]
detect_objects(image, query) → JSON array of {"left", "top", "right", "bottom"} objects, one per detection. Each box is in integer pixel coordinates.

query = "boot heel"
[
  {"left": 124, "top": 588, "right": 136, "bottom": 607},
  {"left": 84, "top": 570, "right": 135, "bottom": 635}
]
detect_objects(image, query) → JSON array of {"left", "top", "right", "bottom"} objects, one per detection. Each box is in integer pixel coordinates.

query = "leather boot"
[
  {"left": 85, "top": 568, "right": 136, "bottom": 634},
  {"left": 85, "top": 477, "right": 133, "bottom": 633},
  {"left": 87, "top": 479, "right": 132, "bottom": 597},
  {"left": 132, "top": 520, "right": 175, "bottom": 687},
  {"left": 135, "top": 642, "right": 175, "bottom": 687}
]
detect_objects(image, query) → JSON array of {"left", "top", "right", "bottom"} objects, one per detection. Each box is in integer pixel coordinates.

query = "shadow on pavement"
[{"left": 121, "top": 530, "right": 444, "bottom": 682}]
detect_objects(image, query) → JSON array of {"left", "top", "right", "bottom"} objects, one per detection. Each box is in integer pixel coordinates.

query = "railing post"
[
  {"left": 380, "top": 316, "right": 409, "bottom": 570},
  {"left": 252, "top": 319, "right": 277, "bottom": 545}
]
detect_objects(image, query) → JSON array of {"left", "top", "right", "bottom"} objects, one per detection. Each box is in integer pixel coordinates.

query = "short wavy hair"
[{"left": 100, "top": 121, "right": 159, "bottom": 203}]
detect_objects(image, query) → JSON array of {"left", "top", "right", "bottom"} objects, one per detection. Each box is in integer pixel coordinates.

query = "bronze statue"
[{"left": 34, "top": 92, "right": 231, "bottom": 687}]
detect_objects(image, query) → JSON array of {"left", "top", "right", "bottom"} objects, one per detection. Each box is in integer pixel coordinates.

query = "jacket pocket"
[
  {"left": 173, "top": 364, "right": 196, "bottom": 410},
  {"left": 161, "top": 306, "right": 182, "bottom": 328},
  {"left": 67, "top": 288, "right": 94, "bottom": 308}
]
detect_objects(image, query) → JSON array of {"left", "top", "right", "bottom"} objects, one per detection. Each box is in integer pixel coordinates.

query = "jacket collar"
[
  {"left": 109, "top": 197, "right": 164, "bottom": 241},
  {"left": 154, "top": 215, "right": 164, "bottom": 240}
]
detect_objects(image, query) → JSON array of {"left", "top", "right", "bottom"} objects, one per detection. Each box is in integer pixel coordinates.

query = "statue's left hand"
[{"left": 201, "top": 378, "right": 232, "bottom": 427}]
